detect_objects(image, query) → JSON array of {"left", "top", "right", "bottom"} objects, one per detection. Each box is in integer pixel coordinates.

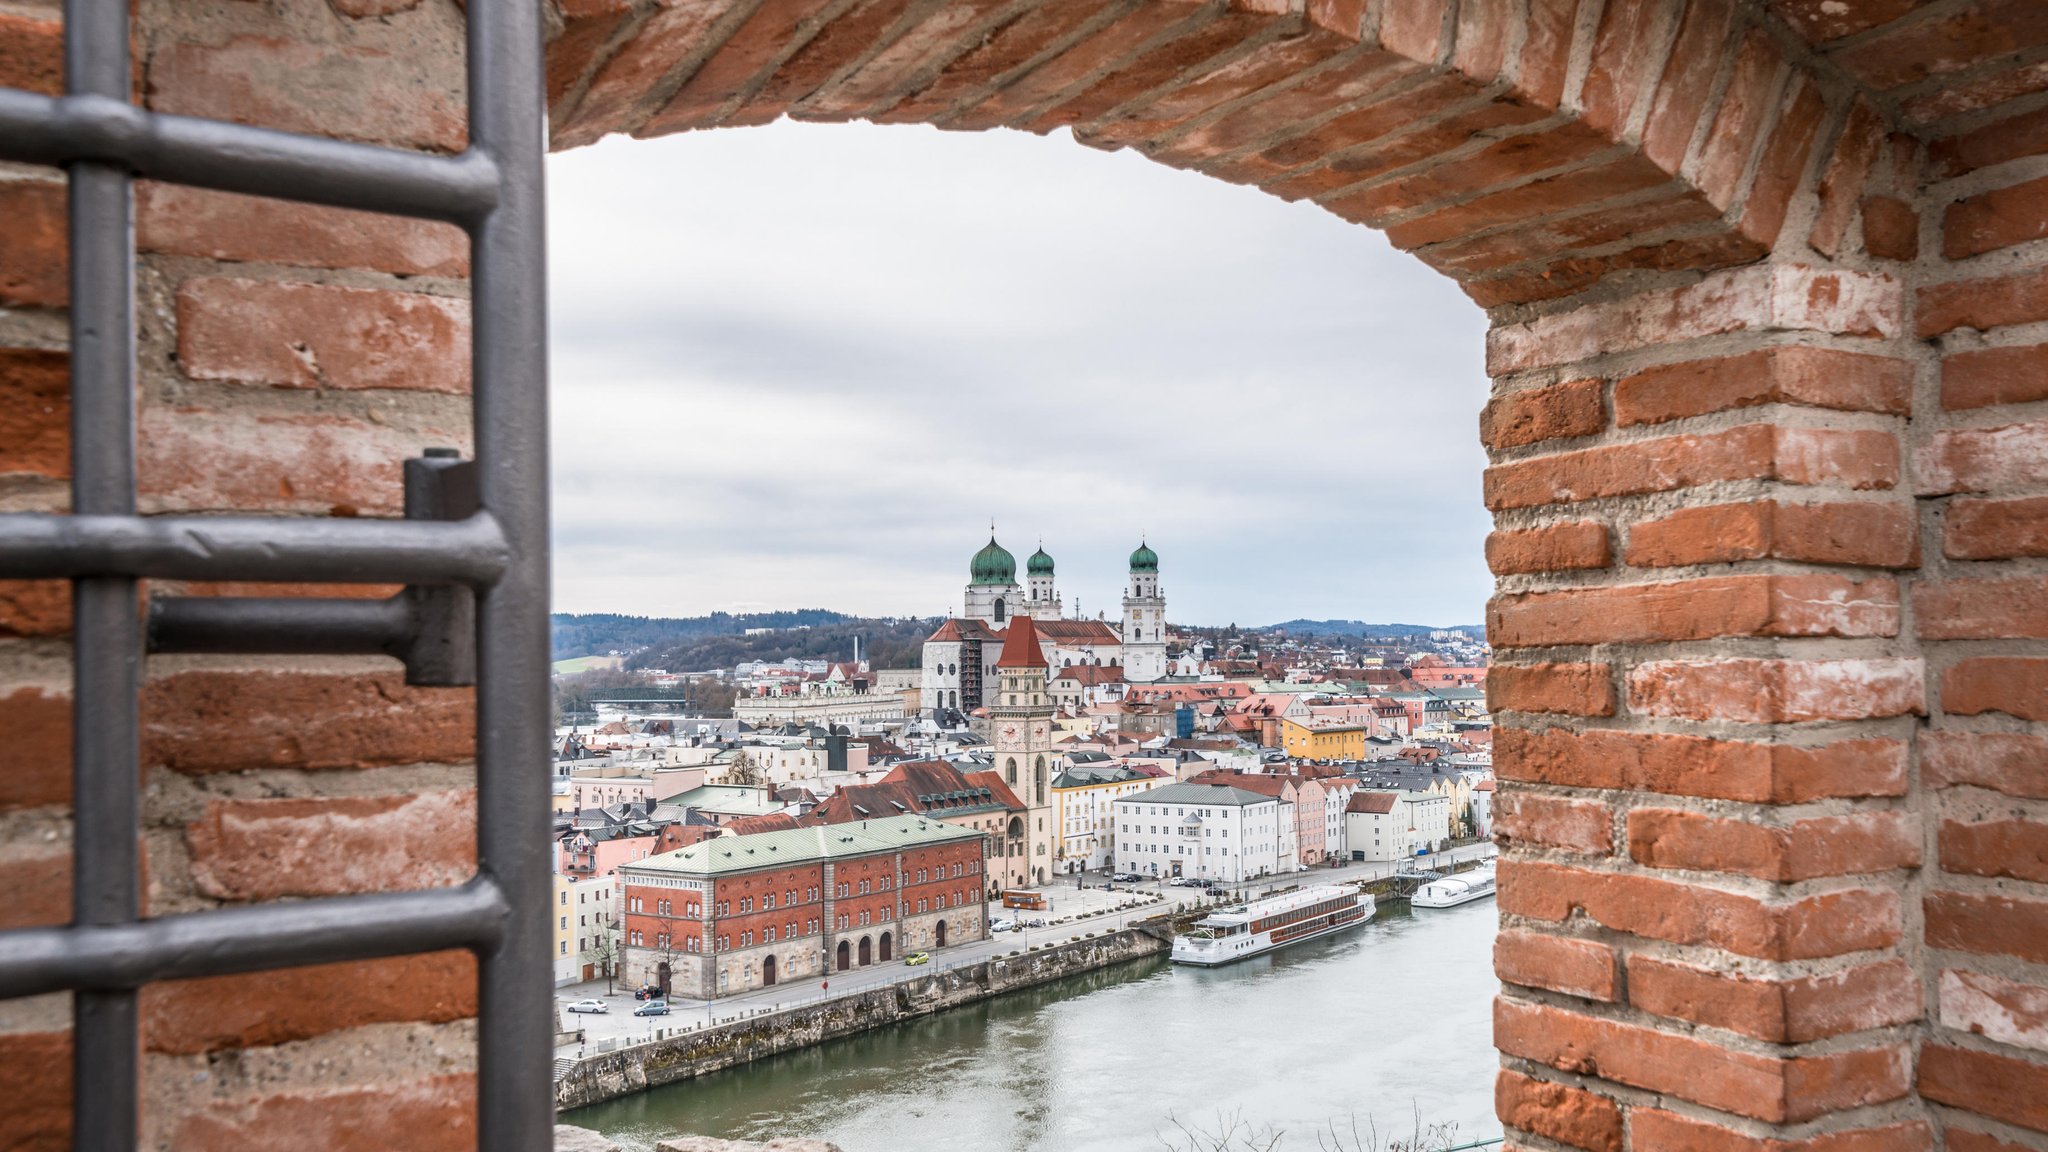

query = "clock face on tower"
[
  {"left": 1031, "top": 722, "right": 1048, "bottom": 742},
  {"left": 1000, "top": 724, "right": 1019, "bottom": 742}
]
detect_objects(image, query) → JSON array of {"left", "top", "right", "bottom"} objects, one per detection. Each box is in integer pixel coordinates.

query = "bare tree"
[
  {"left": 1156, "top": 1105, "right": 1463, "bottom": 1152},
  {"left": 582, "top": 926, "right": 619, "bottom": 994}
]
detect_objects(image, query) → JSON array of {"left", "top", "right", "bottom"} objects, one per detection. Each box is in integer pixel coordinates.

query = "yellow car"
[{"left": 904, "top": 952, "right": 930, "bottom": 966}]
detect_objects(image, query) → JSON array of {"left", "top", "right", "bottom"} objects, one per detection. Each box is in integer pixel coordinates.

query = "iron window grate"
[{"left": 0, "top": 1, "right": 552, "bottom": 1148}]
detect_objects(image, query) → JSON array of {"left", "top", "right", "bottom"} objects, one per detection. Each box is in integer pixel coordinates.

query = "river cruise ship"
[
  {"left": 1412, "top": 864, "right": 1496, "bottom": 909},
  {"left": 1170, "top": 884, "right": 1375, "bottom": 966}
]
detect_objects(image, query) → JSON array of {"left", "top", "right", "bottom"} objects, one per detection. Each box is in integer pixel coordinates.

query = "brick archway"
[{"left": 4, "top": 0, "right": 2048, "bottom": 1149}]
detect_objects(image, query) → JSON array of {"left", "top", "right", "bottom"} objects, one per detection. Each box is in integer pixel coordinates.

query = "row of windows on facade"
[
  {"left": 625, "top": 862, "right": 982, "bottom": 915},
  {"left": 626, "top": 892, "right": 973, "bottom": 950}
]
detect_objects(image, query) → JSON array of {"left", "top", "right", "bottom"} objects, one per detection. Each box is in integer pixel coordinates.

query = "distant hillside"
[
  {"left": 551, "top": 611, "right": 938, "bottom": 672},
  {"left": 1259, "top": 620, "right": 1487, "bottom": 638},
  {"left": 551, "top": 610, "right": 855, "bottom": 659}
]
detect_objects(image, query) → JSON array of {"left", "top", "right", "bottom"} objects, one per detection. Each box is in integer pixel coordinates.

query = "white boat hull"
[
  {"left": 1412, "top": 873, "right": 1496, "bottom": 909},
  {"left": 1171, "top": 898, "right": 1374, "bottom": 966}
]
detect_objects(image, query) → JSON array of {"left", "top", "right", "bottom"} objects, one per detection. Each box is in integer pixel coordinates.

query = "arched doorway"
[
  {"left": 936, "top": 920, "right": 947, "bottom": 948},
  {"left": 656, "top": 961, "right": 671, "bottom": 997},
  {"left": 762, "top": 954, "right": 777, "bottom": 986},
  {"left": 835, "top": 941, "right": 850, "bottom": 972},
  {"left": 879, "top": 931, "right": 893, "bottom": 962},
  {"left": 857, "top": 936, "right": 872, "bottom": 966}
]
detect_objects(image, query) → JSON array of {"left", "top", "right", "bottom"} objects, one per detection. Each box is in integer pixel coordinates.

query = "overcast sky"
[{"left": 545, "top": 120, "right": 1491, "bottom": 629}]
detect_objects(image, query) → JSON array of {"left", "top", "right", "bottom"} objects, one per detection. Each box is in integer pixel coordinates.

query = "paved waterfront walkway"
[{"left": 555, "top": 843, "right": 1497, "bottom": 1057}]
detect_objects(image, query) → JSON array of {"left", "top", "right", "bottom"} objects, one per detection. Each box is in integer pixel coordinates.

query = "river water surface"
[{"left": 568, "top": 900, "right": 1501, "bottom": 1151}]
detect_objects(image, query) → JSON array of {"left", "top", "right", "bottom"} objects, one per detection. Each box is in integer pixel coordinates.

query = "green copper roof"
[
  {"left": 1129, "top": 540, "right": 1158, "bottom": 572},
  {"left": 971, "top": 536, "right": 1017, "bottom": 586},
  {"left": 1027, "top": 545, "right": 1054, "bottom": 576},
  {"left": 623, "top": 814, "right": 982, "bottom": 877}
]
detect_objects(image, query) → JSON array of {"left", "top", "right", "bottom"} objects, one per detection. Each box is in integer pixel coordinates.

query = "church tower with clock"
[{"left": 990, "top": 615, "right": 1056, "bottom": 886}]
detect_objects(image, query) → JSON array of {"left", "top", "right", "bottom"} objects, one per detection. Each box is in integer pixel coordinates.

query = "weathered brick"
[
  {"left": 186, "top": 789, "right": 477, "bottom": 901},
  {"left": 1575, "top": 0, "right": 1674, "bottom": 139},
  {"left": 1810, "top": 100, "right": 1885, "bottom": 259},
  {"left": 0, "top": 580, "right": 68, "bottom": 638},
  {"left": 1940, "top": 969, "right": 2048, "bottom": 1056},
  {"left": 147, "top": 36, "right": 466, "bottom": 152},
  {"left": 1495, "top": 1067, "right": 1621, "bottom": 1152},
  {"left": 1496, "top": 793, "right": 1611, "bottom": 855},
  {"left": 138, "top": 184, "right": 469, "bottom": 278},
  {"left": 1924, "top": 732, "right": 2048, "bottom": 798},
  {"left": 1481, "top": 378, "right": 1605, "bottom": 449},
  {"left": 1485, "top": 425, "right": 1898, "bottom": 511},
  {"left": 1947, "top": 173, "right": 2048, "bottom": 261},
  {"left": 1485, "top": 265, "right": 1903, "bottom": 375},
  {"left": 1640, "top": 0, "right": 1736, "bottom": 172},
  {"left": 1932, "top": 102, "right": 2048, "bottom": 179},
  {"left": 1927, "top": 890, "right": 2048, "bottom": 965},
  {"left": 137, "top": 405, "right": 471, "bottom": 517},
  {"left": 170, "top": 1075, "right": 476, "bottom": 1152},
  {"left": 1944, "top": 344, "right": 2048, "bottom": 411},
  {"left": 0, "top": 1031, "right": 69, "bottom": 1152},
  {"left": 1486, "top": 522, "right": 1610, "bottom": 575},
  {"left": 1500, "top": 860, "right": 1901, "bottom": 960},
  {"left": 143, "top": 951, "right": 476, "bottom": 1053},
  {"left": 1613, "top": 346, "right": 1911, "bottom": 426},
  {"left": 0, "top": 687, "right": 70, "bottom": 811},
  {"left": 1625, "top": 1109, "right": 1929, "bottom": 1152},
  {"left": 1496, "top": 726, "right": 1906, "bottom": 802},
  {"left": 1491, "top": 575, "right": 1900, "bottom": 647},
  {"left": 1628, "top": 808, "right": 1920, "bottom": 882},
  {"left": 1861, "top": 196, "right": 1919, "bottom": 261},
  {"left": 1832, "top": 0, "right": 2048, "bottom": 92},
  {"left": 1919, "top": 1043, "right": 2048, "bottom": 1135},
  {"left": 0, "top": 835, "right": 70, "bottom": 931},
  {"left": 1495, "top": 997, "right": 1909, "bottom": 1121},
  {"left": 1942, "top": 657, "right": 2048, "bottom": 721},
  {"left": 1694, "top": 30, "right": 1784, "bottom": 209},
  {"left": 1916, "top": 577, "right": 2048, "bottom": 640},
  {"left": 1494, "top": 928, "right": 1618, "bottom": 1002},
  {"left": 143, "top": 670, "right": 473, "bottom": 773},
  {"left": 1626, "top": 500, "right": 1917, "bottom": 569},
  {"left": 1628, "top": 657, "right": 1925, "bottom": 723},
  {"left": 177, "top": 278, "right": 471, "bottom": 394},
  {"left": 556, "top": 0, "right": 737, "bottom": 146},
  {"left": 1626, "top": 954, "right": 1920, "bottom": 1043},
  {"left": 0, "top": 11, "right": 62, "bottom": 96},
  {"left": 1922, "top": 267, "right": 2048, "bottom": 337},
  {"left": 0, "top": 348, "right": 67, "bottom": 480},
  {"left": 1947, "top": 496, "right": 2048, "bottom": 559},
  {"left": 1942, "top": 817, "right": 2048, "bottom": 883},
  {"left": 1739, "top": 79, "right": 1826, "bottom": 247},
  {"left": 0, "top": 182, "right": 66, "bottom": 309},
  {"left": 1487, "top": 662, "right": 1615, "bottom": 716}
]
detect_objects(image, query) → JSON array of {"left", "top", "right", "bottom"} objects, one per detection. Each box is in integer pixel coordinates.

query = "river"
[{"left": 566, "top": 898, "right": 1502, "bottom": 1152}]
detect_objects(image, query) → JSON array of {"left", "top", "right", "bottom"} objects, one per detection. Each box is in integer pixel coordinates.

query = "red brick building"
[{"left": 617, "top": 815, "right": 988, "bottom": 999}]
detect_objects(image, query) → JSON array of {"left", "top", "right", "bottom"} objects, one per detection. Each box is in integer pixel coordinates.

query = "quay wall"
[{"left": 556, "top": 928, "right": 1167, "bottom": 1110}]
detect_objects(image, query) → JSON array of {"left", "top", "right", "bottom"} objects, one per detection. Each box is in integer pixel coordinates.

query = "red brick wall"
[{"left": 8, "top": 0, "right": 2048, "bottom": 1147}]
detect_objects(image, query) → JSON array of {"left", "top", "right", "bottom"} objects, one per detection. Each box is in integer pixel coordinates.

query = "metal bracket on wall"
[{"left": 145, "top": 449, "right": 479, "bottom": 686}]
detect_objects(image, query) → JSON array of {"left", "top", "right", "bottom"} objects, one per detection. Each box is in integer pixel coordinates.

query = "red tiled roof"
[
  {"left": 808, "top": 759, "right": 1022, "bottom": 825},
  {"left": 1347, "top": 792, "right": 1397, "bottom": 814},
  {"left": 1053, "top": 664, "right": 1125, "bottom": 686},
  {"left": 964, "top": 770, "right": 1028, "bottom": 811},
  {"left": 725, "top": 813, "right": 800, "bottom": 835},
  {"left": 1033, "top": 619, "right": 1122, "bottom": 646},
  {"left": 996, "top": 616, "right": 1047, "bottom": 669}
]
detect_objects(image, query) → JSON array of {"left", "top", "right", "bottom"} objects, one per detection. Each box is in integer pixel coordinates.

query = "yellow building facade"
[{"left": 1278, "top": 717, "right": 1369, "bottom": 761}]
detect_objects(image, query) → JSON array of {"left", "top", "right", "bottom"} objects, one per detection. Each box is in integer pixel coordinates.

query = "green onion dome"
[
  {"left": 1129, "top": 540, "right": 1158, "bottom": 572},
  {"left": 970, "top": 536, "right": 1017, "bottom": 586},
  {"left": 1027, "top": 546, "right": 1055, "bottom": 576}
]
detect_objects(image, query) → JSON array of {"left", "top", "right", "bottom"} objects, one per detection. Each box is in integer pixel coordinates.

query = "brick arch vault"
[{"left": 3, "top": 0, "right": 2048, "bottom": 1148}]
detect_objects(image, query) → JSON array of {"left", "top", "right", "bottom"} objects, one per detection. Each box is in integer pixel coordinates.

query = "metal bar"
[
  {"left": 0, "top": 882, "right": 509, "bottom": 1000},
  {"left": 65, "top": 0, "right": 139, "bottom": 1144},
  {"left": 468, "top": 0, "right": 553, "bottom": 1143},
  {"left": 0, "top": 90, "right": 501, "bottom": 225},
  {"left": 0, "top": 511, "right": 510, "bottom": 584},
  {"left": 147, "top": 596, "right": 412, "bottom": 656}
]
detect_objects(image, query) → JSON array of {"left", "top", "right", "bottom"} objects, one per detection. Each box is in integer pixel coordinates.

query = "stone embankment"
[
  {"left": 557, "top": 1126, "right": 840, "bottom": 1152},
  {"left": 555, "top": 928, "right": 1168, "bottom": 1110}
]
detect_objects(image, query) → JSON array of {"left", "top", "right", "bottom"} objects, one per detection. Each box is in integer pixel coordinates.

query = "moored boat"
[
  {"left": 1412, "top": 865, "right": 1495, "bottom": 909},
  {"left": 1171, "top": 884, "right": 1374, "bottom": 966}
]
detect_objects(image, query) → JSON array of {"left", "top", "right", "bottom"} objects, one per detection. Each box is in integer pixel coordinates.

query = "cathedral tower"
[
  {"left": 1121, "top": 540, "right": 1168, "bottom": 683},
  {"left": 1023, "top": 543, "right": 1062, "bottom": 620},
  {"left": 962, "top": 534, "right": 1022, "bottom": 625}
]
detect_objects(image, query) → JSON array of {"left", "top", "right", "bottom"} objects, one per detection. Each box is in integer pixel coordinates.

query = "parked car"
[
  {"left": 1167, "top": 876, "right": 1192, "bottom": 887},
  {"left": 1112, "top": 872, "right": 1140, "bottom": 883},
  {"left": 1022, "top": 917, "right": 1046, "bottom": 928},
  {"left": 904, "top": 952, "right": 930, "bottom": 966},
  {"left": 565, "top": 999, "right": 608, "bottom": 1014},
  {"left": 633, "top": 985, "right": 662, "bottom": 1000},
  {"left": 989, "top": 917, "right": 1017, "bottom": 932},
  {"left": 633, "top": 1000, "right": 670, "bottom": 1017}
]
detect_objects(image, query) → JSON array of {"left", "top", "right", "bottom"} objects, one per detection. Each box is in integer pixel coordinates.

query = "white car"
[
  {"left": 565, "top": 999, "right": 609, "bottom": 1014},
  {"left": 989, "top": 917, "right": 1017, "bottom": 932}
]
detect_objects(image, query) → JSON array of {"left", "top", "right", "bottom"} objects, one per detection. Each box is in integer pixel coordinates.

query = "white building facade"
[{"left": 1113, "top": 781, "right": 1293, "bottom": 883}]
